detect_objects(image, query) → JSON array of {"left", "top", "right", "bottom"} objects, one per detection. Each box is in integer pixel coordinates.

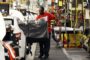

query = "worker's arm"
[{"left": 48, "top": 13, "right": 55, "bottom": 20}]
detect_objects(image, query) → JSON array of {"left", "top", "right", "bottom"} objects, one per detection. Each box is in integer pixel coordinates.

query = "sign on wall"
[{"left": 58, "top": 1, "right": 62, "bottom": 6}]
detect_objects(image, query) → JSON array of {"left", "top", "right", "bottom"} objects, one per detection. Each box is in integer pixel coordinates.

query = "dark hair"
[{"left": 40, "top": 6, "right": 44, "bottom": 11}]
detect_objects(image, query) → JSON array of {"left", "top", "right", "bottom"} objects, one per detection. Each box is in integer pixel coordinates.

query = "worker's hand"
[{"left": 15, "top": 32, "right": 21, "bottom": 41}]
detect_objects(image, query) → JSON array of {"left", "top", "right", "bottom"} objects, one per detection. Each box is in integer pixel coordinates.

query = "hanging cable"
[
  {"left": 73, "top": 0, "right": 78, "bottom": 47},
  {"left": 82, "top": 0, "right": 85, "bottom": 34}
]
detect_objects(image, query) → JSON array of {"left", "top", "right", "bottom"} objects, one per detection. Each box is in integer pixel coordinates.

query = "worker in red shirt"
[{"left": 36, "top": 6, "right": 55, "bottom": 59}]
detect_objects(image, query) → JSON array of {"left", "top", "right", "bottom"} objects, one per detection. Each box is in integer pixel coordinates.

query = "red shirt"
[{"left": 36, "top": 12, "right": 55, "bottom": 33}]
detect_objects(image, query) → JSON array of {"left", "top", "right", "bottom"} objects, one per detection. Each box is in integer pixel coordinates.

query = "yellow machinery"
[{"left": 60, "top": 0, "right": 88, "bottom": 48}]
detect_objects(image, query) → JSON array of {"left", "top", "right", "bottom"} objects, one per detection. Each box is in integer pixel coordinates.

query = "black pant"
[
  {"left": 26, "top": 37, "right": 50, "bottom": 56},
  {"left": 26, "top": 37, "right": 42, "bottom": 45},
  {"left": 26, "top": 37, "right": 40, "bottom": 55},
  {"left": 39, "top": 37, "right": 50, "bottom": 57}
]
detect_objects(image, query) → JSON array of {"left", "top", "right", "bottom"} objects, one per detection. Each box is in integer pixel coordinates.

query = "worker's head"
[{"left": 39, "top": 6, "right": 44, "bottom": 15}]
